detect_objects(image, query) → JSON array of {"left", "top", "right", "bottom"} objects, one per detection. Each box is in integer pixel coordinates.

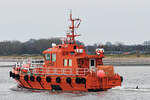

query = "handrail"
[
  {"left": 15, "top": 58, "right": 44, "bottom": 68},
  {"left": 20, "top": 67, "right": 89, "bottom": 76},
  {"left": 15, "top": 58, "right": 90, "bottom": 76}
]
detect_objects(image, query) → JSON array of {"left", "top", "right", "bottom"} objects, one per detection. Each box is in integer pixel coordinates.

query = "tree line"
[
  {"left": 0, "top": 38, "right": 61, "bottom": 56},
  {"left": 86, "top": 44, "right": 150, "bottom": 55},
  {"left": 0, "top": 38, "right": 150, "bottom": 56}
]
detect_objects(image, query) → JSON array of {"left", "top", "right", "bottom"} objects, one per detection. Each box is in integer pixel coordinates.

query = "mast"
[{"left": 67, "top": 11, "right": 81, "bottom": 44}]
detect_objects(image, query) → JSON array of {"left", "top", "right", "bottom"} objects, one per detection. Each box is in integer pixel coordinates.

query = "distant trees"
[
  {"left": 0, "top": 38, "right": 149, "bottom": 56},
  {"left": 0, "top": 41, "right": 22, "bottom": 55},
  {"left": 21, "top": 38, "right": 61, "bottom": 54},
  {"left": 143, "top": 40, "right": 150, "bottom": 46},
  {"left": 86, "top": 41, "right": 150, "bottom": 55},
  {"left": 0, "top": 38, "right": 61, "bottom": 56},
  {"left": 105, "top": 41, "right": 112, "bottom": 46}
]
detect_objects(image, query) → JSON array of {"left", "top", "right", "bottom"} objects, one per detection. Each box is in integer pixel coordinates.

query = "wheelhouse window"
[
  {"left": 45, "top": 54, "right": 50, "bottom": 60},
  {"left": 64, "top": 59, "right": 68, "bottom": 66},
  {"left": 52, "top": 54, "right": 56, "bottom": 62},
  {"left": 69, "top": 59, "right": 72, "bottom": 66}
]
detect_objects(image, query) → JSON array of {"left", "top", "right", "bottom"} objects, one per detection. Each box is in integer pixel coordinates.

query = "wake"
[{"left": 112, "top": 86, "right": 150, "bottom": 92}]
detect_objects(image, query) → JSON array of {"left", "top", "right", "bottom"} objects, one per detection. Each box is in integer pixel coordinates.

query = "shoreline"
[
  {"left": 103, "top": 57, "right": 150, "bottom": 66},
  {"left": 0, "top": 56, "right": 150, "bottom": 66}
]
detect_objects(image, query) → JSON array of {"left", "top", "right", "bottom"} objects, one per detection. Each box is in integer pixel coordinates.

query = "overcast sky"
[{"left": 0, "top": 0, "right": 150, "bottom": 45}]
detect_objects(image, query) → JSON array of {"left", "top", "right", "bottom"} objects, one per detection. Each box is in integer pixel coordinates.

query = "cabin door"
[{"left": 89, "top": 59, "right": 96, "bottom": 72}]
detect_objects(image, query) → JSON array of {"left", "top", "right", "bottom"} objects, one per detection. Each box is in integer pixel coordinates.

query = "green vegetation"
[{"left": 0, "top": 38, "right": 61, "bottom": 56}]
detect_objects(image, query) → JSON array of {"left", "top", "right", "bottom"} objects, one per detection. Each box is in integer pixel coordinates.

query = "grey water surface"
[{"left": 0, "top": 66, "right": 150, "bottom": 100}]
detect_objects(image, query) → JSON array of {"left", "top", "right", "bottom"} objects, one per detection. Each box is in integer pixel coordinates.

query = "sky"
[{"left": 0, "top": 0, "right": 150, "bottom": 45}]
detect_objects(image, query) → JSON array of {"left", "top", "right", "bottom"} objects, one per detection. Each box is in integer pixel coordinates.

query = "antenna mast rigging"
[{"left": 67, "top": 11, "right": 81, "bottom": 44}]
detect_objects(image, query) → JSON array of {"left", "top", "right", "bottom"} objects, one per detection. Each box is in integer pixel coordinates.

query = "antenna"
[{"left": 67, "top": 11, "right": 81, "bottom": 44}]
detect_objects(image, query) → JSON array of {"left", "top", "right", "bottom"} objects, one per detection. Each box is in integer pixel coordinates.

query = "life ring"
[
  {"left": 24, "top": 75, "right": 28, "bottom": 81},
  {"left": 36, "top": 76, "right": 41, "bottom": 82},
  {"left": 15, "top": 74, "right": 20, "bottom": 80},
  {"left": 66, "top": 77, "right": 71, "bottom": 84},
  {"left": 30, "top": 76, "right": 35, "bottom": 82},
  {"left": 46, "top": 76, "right": 51, "bottom": 83},
  {"left": 75, "top": 77, "right": 81, "bottom": 84},
  {"left": 96, "top": 48, "right": 104, "bottom": 55},
  {"left": 56, "top": 77, "right": 61, "bottom": 83},
  {"left": 9, "top": 71, "right": 12, "bottom": 77}
]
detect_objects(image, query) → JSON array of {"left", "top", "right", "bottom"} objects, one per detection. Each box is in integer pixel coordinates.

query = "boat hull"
[{"left": 10, "top": 69, "right": 122, "bottom": 92}]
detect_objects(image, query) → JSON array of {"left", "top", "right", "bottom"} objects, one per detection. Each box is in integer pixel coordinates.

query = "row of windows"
[
  {"left": 45, "top": 53, "right": 56, "bottom": 62},
  {"left": 45, "top": 54, "right": 72, "bottom": 67},
  {"left": 64, "top": 59, "right": 72, "bottom": 66}
]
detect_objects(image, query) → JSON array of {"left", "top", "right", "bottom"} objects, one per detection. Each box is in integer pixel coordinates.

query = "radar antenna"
[{"left": 67, "top": 11, "right": 81, "bottom": 44}]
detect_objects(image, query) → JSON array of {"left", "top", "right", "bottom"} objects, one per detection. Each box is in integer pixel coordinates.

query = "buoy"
[
  {"left": 66, "top": 77, "right": 71, "bottom": 84},
  {"left": 56, "top": 77, "right": 61, "bottom": 83},
  {"left": 36, "top": 76, "right": 41, "bottom": 82},
  {"left": 30, "top": 76, "right": 35, "bottom": 82},
  {"left": 97, "top": 70, "right": 105, "bottom": 78},
  {"left": 46, "top": 76, "right": 51, "bottom": 83},
  {"left": 24, "top": 75, "right": 28, "bottom": 81}
]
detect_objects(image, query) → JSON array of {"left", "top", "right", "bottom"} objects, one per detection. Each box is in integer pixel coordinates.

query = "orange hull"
[{"left": 10, "top": 69, "right": 122, "bottom": 92}]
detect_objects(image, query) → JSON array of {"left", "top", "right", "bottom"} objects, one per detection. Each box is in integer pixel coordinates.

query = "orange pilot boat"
[{"left": 9, "top": 12, "right": 123, "bottom": 92}]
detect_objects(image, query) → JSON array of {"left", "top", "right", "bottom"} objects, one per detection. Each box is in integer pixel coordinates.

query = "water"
[{"left": 1, "top": 66, "right": 150, "bottom": 100}]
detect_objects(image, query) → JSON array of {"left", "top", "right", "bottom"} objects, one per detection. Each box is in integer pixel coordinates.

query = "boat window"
[
  {"left": 45, "top": 54, "right": 51, "bottom": 60},
  {"left": 64, "top": 59, "right": 68, "bottom": 66},
  {"left": 69, "top": 59, "right": 72, "bottom": 66},
  {"left": 52, "top": 54, "right": 56, "bottom": 62}
]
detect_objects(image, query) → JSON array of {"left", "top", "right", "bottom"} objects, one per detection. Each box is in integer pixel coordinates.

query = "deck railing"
[
  {"left": 14, "top": 58, "right": 89, "bottom": 76},
  {"left": 15, "top": 58, "right": 44, "bottom": 67},
  {"left": 19, "top": 67, "right": 89, "bottom": 76}
]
